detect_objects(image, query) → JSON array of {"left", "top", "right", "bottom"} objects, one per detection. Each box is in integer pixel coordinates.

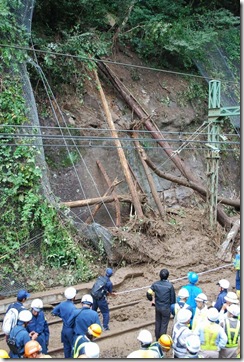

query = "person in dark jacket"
[
  {"left": 147, "top": 268, "right": 176, "bottom": 339},
  {"left": 92, "top": 268, "right": 115, "bottom": 331},
  {"left": 8, "top": 310, "right": 32, "bottom": 358},
  {"left": 214, "top": 279, "right": 229, "bottom": 311},
  {"left": 6, "top": 289, "right": 30, "bottom": 314},
  {"left": 52, "top": 286, "right": 78, "bottom": 358},
  {"left": 26, "top": 298, "right": 50, "bottom": 354}
]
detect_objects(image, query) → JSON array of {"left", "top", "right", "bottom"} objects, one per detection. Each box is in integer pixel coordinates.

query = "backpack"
[
  {"left": 7, "top": 329, "right": 23, "bottom": 357},
  {"left": 90, "top": 276, "right": 107, "bottom": 300},
  {"left": 2, "top": 307, "right": 19, "bottom": 335}
]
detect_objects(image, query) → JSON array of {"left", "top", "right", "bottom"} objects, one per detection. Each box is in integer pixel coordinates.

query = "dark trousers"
[
  {"left": 61, "top": 326, "right": 74, "bottom": 358},
  {"left": 155, "top": 307, "right": 170, "bottom": 339},
  {"left": 92, "top": 298, "right": 109, "bottom": 329}
]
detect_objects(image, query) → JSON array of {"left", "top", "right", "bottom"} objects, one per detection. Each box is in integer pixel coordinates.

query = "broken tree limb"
[
  {"left": 217, "top": 219, "right": 240, "bottom": 260},
  {"left": 93, "top": 68, "right": 144, "bottom": 219},
  {"left": 97, "top": 60, "right": 233, "bottom": 228},
  {"left": 85, "top": 178, "right": 122, "bottom": 224},
  {"left": 96, "top": 160, "right": 121, "bottom": 226},
  {"left": 62, "top": 194, "right": 145, "bottom": 208},
  {"left": 144, "top": 156, "right": 240, "bottom": 209},
  {"left": 132, "top": 132, "right": 165, "bottom": 218}
]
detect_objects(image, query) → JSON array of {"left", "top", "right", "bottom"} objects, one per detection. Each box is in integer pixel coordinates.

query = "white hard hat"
[
  {"left": 217, "top": 279, "right": 230, "bottom": 289},
  {"left": 207, "top": 307, "right": 219, "bottom": 322},
  {"left": 195, "top": 293, "right": 208, "bottom": 303},
  {"left": 236, "top": 245, "right": 240, "bottom": 251},
  {"left": 83, "top": 342, "right": 100, "bottom": 358},
  {"left": 64, "top": 287, "right": 77, "bottom": 300},
  {"left": 224, "top": 292, "right": 239, "bottom": 304},
  {"left": 18, "top": 310, "right": 32, "bottom": 322},
  {"left": 227, "top": 304, "right": 240, "bottom": 317},
  {"left": 177, "top": 309, "right": 192, "bottom": 323},
  {"left": 137, "top": 330, "right": 153, "bottom": 344},
  {"left": 127, "top": 350, "right": 157, "bottom": 358},
  {"left": 81, "top": 294, "right": 93, "bottom": 305},
  {"left": 178, "top": 288, "right": 189, "bottom": 298},
  {"left": 31, "top": 298, "right": 43, "bottom": 312},
  {"left": 185, "top": 335, "right": 201, "bottom": 353}
]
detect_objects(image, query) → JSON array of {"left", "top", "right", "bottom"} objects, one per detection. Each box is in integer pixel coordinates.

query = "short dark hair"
[{"left": 160, "top": 269, "right": 169, "bottom": 280}]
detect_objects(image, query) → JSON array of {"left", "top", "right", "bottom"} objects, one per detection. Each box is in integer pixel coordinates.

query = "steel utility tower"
[{"left": 207, "top": 80, "right": 240, "bottom": 228}]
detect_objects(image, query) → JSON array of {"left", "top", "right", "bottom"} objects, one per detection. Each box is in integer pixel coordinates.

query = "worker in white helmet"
[
  {"left": 194, "top": 307, "right": 227, "bottom": 358},
  {"left": 172, "top": 309, "right": 193, "bottom": 358},
  {"left": 219, "top": 304, "right": 240, "bottom": 358},
  {"left": 191, "top": 293, "right": 208, "bottom": 331},
  {"left": 51, "top": 287, "right": 77, "bottom": 358},
  {"left": 127, "top": 330, "right": 158, "bottom": 358},
  {"left": 184, "top": 335, "right": 203, "bottom": 358},
  {"left": 213, "top": 279, "right": 230, "bottom": 311},
  {"left": 170, "top": 288, "right": 192, "bottom": 325}
]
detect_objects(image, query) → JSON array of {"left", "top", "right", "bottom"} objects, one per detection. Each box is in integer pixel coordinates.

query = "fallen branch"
[
  {"left": 62, "top": 194, "right": 145, "bottom": 208},
  {"left": 217, "top": 219, "right": 240, "bottom": 260}
]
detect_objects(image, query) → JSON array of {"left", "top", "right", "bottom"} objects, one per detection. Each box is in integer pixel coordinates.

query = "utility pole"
[{"left": 207, "top": 80, "right": 240, "bottom": 229}]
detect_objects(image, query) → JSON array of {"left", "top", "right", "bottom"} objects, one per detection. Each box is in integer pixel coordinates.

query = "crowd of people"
[{"left": 0, "top": 246, "right": 240, "bottom": 359}]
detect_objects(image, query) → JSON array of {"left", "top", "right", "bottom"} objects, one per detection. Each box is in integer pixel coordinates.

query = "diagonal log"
[
  {"left": 97, "top": 60, "right": 233, "bottom": 228},
  {"left": 85, "top": 179, "right": 122, "bottom": 224},
  {"left": 96, "top": 160, "right": 121, "bottom": 226},
  {"left": 93, "top": 67, "right": 144, "bottom": 219}
]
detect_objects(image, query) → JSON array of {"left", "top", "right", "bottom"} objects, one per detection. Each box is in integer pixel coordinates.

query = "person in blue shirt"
[
  {"left": 8, "top": 310, "right": 32, "bottom": 358},
  {"left": 6, "top": 289, "right": 30, "bottom": 313},
  {"left": 92, "top": 268, "right": 115, "bottom": 331},
  {"left": 69, "top": 294, "right": 101, "bottom": 347},
  {"left": 214, "top": 279, "right": 230, "bottom": 311},
  {"left": 233, "top": 246, "right": 240, "bottom": 298},
  {"left": 26, "top": 298, "right": 49, "bottom": 354},
  {"left": 52, "top": 286, "right": 78, "bottom": 358},
  {"left": 182, "top": 272, "right": 202, "bottom": 319}
]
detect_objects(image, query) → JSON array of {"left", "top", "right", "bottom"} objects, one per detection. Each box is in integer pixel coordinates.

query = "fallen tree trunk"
[
  {"left": 217, "top": 219, "right": 240, "bottom": 260},
  {"left": 144, "top": 156, "right": 240, "bottom": 209},
  {"left": 62, "top": 194, "right": 145, "bottom": 208},
  {"left": 97, "top": 60, "right": 233, "bottom": 228}
]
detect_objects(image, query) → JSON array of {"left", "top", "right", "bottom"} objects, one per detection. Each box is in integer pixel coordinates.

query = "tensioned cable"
[
  {"left": 0, "top": 124, "right": 239, "bottom": 138},
  {"left": 115, "top": 263, "right": 233, "bottom": 295},
  {"left": 0, "top": 43, "right": 240, "bottom": 84},
  {"left": 29, "top": 55, "right": 117, "bottom": 228}
]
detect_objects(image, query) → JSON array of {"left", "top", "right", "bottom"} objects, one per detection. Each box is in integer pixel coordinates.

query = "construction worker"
[
  {"left": 191, "top": 293, "right": 208, "bottom": 331},
  {"left": 26, "top": 298, "right": 50, "bottom": 354},
  {"left": 171, "top": 288, "right": 192, "bottom": 324},
  {"left": 233, "top": 246, "right": 240, "bottom": 298},
  {"left": 219, "top": 291, "right": 239, "bottom": 322},
  {"left": 194, "top": 307, "right": 227, "bottom": 358},
  {"left": 219, "top": 304, "right": 240, "bottom": 358},
  {"left": 127, "top": 330, "right": 158, "bottom": 358},
  {"left": 182, "top": 272, "right": 202, "bottom": 316},
  {"left": 24, "top": 340, "right": 52, "bottom": 358},
  {"left": 70, "top": 294, "right": 101, "bottom": 347},
  {"left": 8, "top": 310, "right": 32, "bottom": 358},
  {"left": 172, "top": 308, "right": 193, "bottom": 358},
  {"left": 77, "top": 342, "right": 100, "bottom": 358},
  {"left": 73, "top": 323, "right": 102, "bottom": 358},
  {"left": 184, "top": 335, "right": 203, "bottom": 358},
  {"left": 51, "top": 286, "right": 78, "bottom": 358},
  {"left": 157, "top": 334, "right": 173, "bottom": 358},
  {"left": 213, "top": 279, "right": 230, "bottom": 311},
  {"left": 147, "top": 268, "right": 176, "bottom": 338},
  {"left": 92, "top": 267, "right": 115, "bottom": 331},
  {"left": 0, "top": 349, "right": 10, "bottom": 358}
]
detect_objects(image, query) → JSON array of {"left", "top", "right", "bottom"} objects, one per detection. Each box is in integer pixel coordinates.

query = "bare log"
[
  {"left": 93, "top": 68, "right": 144, "bottom": 219},
  {"left": 144, "top": 156, "right": 240, "bottom": 209},
  {"left": 132, "top": 133, "right": 165, "bottom": 218},
  {"left": 62, "top": 194, "right": 144, "bottom": 208},
  {"left": 96, "top": 161, "right": 121, "bottom": 226},
  {"left": 217, "top": 219, "right": 240, "bottom": 260}
]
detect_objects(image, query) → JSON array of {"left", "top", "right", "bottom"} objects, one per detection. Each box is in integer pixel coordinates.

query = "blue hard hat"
[
  {"left": 106, "top": 268, "right": 113, "bottom": 277},
  {"left": 188, "top": 272, "right": 199, "bottom": 284}
]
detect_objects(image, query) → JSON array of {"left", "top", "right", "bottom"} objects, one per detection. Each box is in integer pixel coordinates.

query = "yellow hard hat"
[
  {"left": 88, "top": 323, "right": 102, "bottom": 338},
  {"left": 158, "top": 334, "right": 173, "bottom": 350},
  {"left": 0, "top": 349, "right": 10, "bottom": 358}
]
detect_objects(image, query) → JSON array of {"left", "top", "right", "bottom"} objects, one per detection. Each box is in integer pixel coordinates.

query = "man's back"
[
  {"left": 74, "top": 308, "right": 100, "bottom": 337},
  {"left": 151, "top": 279, "right": 176, "bottom": 308}
]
